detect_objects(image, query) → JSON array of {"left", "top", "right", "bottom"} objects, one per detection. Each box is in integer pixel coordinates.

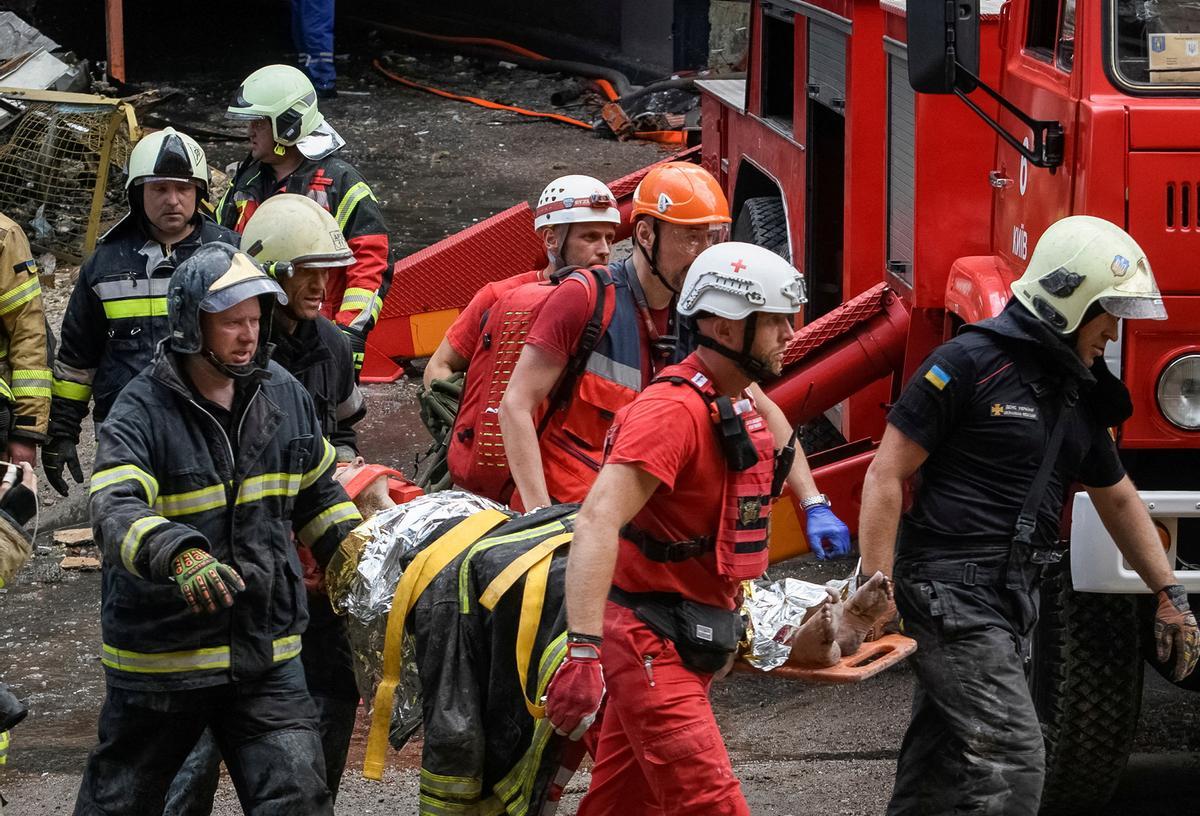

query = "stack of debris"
[{"left": 0, "top": 12, "right": 87, "bottom": 104}]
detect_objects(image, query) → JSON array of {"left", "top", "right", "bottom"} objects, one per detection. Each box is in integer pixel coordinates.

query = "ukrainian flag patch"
[{"left": 924, "top": 364, "right": 950, "bottom": 390}]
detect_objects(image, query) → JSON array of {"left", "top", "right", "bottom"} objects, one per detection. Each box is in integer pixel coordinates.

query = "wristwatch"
[{"left": 800, "top": 493, "right": 831, "bottom": 510}]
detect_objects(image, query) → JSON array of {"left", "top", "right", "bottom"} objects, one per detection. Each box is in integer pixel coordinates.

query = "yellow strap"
[
  {"left": 517, "top": 553, "right": 555, "bottom": 720},
  {"left": 477, "top": 532, "right": 572, "bottom": 611},
  {"left": 363, "top": 509, "right": 509, "bottom": 781}
]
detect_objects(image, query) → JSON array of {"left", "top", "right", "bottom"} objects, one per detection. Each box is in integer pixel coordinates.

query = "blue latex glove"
[{"left": 805, "top": 504, "right": 851, "bottom": 559}]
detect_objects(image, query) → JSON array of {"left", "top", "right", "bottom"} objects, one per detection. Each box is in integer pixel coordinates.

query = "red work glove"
[
  {"left": 1155, "top": 584, "right": 1200, "bottom": 682},
  {"left": 545, "top": 635, "right": 605, "bottom": 741}
]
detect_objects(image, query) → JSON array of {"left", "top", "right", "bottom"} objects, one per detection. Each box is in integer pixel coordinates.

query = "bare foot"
[
  {"left": 836, "top": 571, "right": 894, "bottom": 657},
  {"left": 789, "top": 602, "right": 842, "bottom": 667}
]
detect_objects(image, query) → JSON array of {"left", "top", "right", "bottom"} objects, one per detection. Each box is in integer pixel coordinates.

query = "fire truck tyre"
[
  {"left": 732, "top": 197, "right": 789, "bottom": 261},
  {"left": 1030, "top": 562, "right": 1143, "bottom": 815}
]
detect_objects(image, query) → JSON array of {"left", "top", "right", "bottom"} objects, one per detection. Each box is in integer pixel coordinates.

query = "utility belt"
[
  {"left": 609, "top": 585, "right": 743, "bottom": 675},
  {"left": 896, "top": 532, "right": 1065, "bottom": 590},
  {"left": 620, "top": 523, "right": 713, "bottom": 563}
]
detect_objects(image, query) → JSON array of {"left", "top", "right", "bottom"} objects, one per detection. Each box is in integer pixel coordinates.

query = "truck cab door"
[{"left": 991, "top": 0, "right": 1079, "bottom": 273}]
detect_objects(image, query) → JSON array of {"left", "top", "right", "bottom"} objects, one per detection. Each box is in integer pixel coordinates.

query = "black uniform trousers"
[
  {"left": 73, "top": 659, "right": 331, "bottom": 816},
  {"left": 887, "top": 558, "right": 1045, "bottom": 816},
  {"left": 162, "top": 596, "right": 359, "bottom": 815}
]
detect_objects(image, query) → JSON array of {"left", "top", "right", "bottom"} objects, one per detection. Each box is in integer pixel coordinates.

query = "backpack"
[{"left": 447, "top": 265, "right": 616, "bottom": 502}]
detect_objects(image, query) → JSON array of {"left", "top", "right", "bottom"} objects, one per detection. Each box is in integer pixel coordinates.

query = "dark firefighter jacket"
[
  {"left": 406, "top": 505, "right": 576, "bottom": 815},
  {"left": 215, "top": 155, "right": 391, "bottom": 348},
  {"left": 90, "top": 351, "right": 362, "bottom": 692},
  {"left": 49, "top": 215, "right": 239, "bottom": 441},
  {"left": 0, "top": 212, "right": 51, "bottom": 443},
  {"left": 270, "top": 314, "right": 364, "bottom": 458}
]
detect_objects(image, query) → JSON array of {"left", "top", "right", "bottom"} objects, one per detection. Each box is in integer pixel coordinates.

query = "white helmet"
[
  {"left": 679, "top": 242, "right": 806, "bottom": 320},
  {"left": 126, "top": 127, "right": 209, "bottom": 193},
  {"left": 1011, "top": 215, "right": 1167, "bottom": 333},
  {"left": 241, "top": 193, "right": 355, "bottom": 275},
  {"left": 533, "top": 175, "right": 620, "bottom": 231}
]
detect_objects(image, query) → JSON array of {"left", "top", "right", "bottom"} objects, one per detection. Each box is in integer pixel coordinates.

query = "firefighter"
[
  {"left": 498, "top": 162, "right": 850, "bottom": 560},
  {"left": 162, "top": 195, "right": 366, "bottom": 814},
  {"left": 0, "top": 460, "right": 37, "bottom": 767},
  {"left": 219, "top": 64, "right": 391, "bottom": 376},
  {"left": 423, "top": 174, "right": 621, "bottom": 387},
  {"left": 46, "top": 128, "right": 237, "bottom": 496},
  {"left": 72, "top": 243, "right": 362, "bottom": 816},
  {"left": 857, "top": 216, "right": 1200, "bottom": 816},
  {"left": 544, "top": 242, "right": 809, "bottom": 814},
  {"left": 0, "top": 214, "right": 50, "bottom": 467}
]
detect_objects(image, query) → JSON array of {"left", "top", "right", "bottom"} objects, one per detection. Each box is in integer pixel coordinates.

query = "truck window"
[
  {"left": 1111, "top": 0, "right": 1200, "bottom": 91},
  {"left": 761, "top": 9, "right": 795, "bottom": 125},
  {"left": 1027, "top": 0, "right": 1076, "bottom": 70}
]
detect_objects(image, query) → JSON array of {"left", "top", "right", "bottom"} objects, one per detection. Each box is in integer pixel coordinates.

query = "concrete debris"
[
  {"left": 59, "top": 556, "right": 100, "bottom": 571},
  {"left": 0, "top": 11, "right": 88, "bottom": 99},
  {"left": 52, "top": 527, "right": 92, "bottom": 547}
]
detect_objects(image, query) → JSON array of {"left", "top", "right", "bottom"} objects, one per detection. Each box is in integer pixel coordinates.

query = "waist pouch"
[{"left": 611, "top": 587, "right": 743, "bottom": 674}]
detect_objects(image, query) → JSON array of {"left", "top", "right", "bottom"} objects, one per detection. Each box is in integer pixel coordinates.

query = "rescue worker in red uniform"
[
  {"left": 217, "top": 64, "right": 390, "bottom": 375},
  {"left": 498, "top": 163, "right": 850, "bottom": 561},
  {"left": 544, "top": 242, "right": 815, "bottom": 814},
  {"left": 423, "top": 174, "right": 621, "bottom": 387}
]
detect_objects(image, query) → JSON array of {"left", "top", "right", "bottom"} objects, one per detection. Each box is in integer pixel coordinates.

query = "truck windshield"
[{"left": 1111, "top": 0, "right": 1200, "bottom": 91}]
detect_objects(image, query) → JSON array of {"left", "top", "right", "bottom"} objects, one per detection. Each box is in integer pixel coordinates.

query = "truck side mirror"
[{"left": 907, "top": 0, "right": 980, "bottom": 93}]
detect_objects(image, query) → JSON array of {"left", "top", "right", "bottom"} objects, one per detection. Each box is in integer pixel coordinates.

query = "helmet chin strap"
[
  {"left": 636, "top": 220, "right": 680, "bottom": 295},
  {"left": 694, "top": 313, "right": 779, "bottom": 383},
  {"left": 202, "top": 348, "right": 258, "bottom": 380}
]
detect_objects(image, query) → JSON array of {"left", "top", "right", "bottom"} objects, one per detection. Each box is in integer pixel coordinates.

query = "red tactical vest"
[
  {"left": 447, "top": 266, "right": 615, "bottom": 502},
  {"left": 624, "top": 360, "right": 777, "bottom": 582}
]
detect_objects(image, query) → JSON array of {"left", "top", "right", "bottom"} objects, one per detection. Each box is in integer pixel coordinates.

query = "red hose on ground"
[{"left": 372, "top": 59, "right": 595, "bottom": 130}]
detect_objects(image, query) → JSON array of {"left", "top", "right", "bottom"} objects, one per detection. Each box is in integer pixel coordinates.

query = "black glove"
[
  {"left": 43, "top": 437, "right": 83, "bottom": 497},
  {"left": 0, "top": 683, "right": 27, "bottom": 732},
  {"left": 339, "top": 325, "right": 366, "bottom": 375}
]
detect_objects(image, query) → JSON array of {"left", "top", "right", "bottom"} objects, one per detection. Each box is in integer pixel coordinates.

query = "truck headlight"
[{"left": 1157, "top": 354, "right": 1200, "bottom": 430}]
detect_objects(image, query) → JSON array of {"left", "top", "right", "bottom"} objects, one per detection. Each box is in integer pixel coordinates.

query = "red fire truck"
[{"left": 366, "top": 0, "right": 1200, "bottom": 810}]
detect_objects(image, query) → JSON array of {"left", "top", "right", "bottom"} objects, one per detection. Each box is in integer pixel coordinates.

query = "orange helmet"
[{"left": 631, "top": 162, "right": 731, "bottom": 226}]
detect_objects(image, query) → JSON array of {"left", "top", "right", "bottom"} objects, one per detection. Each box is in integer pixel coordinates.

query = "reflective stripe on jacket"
[
  {"left": 215, "top": 155, "right": 391, "bottom": 341},
  {"left": 90, "top": 352, "right": 361, "bottom": 691},
  {"left": 0, "top": 213, "right": 50, "bottom": 442},
  {"left": 49, "top": 215, "right": 239, "bottom": 440}
]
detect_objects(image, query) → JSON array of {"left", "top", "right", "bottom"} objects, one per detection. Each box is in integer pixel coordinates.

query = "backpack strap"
[{"left": 537, "top": 265, "right": 616, "bottom": 434}]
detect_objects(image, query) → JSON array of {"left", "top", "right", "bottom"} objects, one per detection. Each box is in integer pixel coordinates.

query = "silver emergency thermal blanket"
[
  {"left": 328, "top": 490, "right": 507, "bottom": 749},
  {"left": 742, "top": 574, "right": 859, "bottom": 671}
]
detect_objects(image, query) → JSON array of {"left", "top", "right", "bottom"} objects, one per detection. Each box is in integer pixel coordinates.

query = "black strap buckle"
[
  {"left": 1030, "top": 548, "right": 1063, "bottom": 565},
  {"left": 1012, "top": 518, "right": 1036, "bottom": 546},
  {"left": 962, "top": 562, "right": 978, "bottom": 586},
  {"left": 622, "top": 523, "right": 712, "bottom": 563}
]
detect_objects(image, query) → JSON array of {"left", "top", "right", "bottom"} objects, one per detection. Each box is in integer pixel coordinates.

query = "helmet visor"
[
  {"left": 200, "top": 254, "right": 288, "bottom": 313},
  {"left": 1099, "top": 295, "right": 1167, "bottom": 321}
]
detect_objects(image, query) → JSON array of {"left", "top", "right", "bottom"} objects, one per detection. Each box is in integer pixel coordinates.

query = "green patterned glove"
[{"left": 172, "top": 547, "right": 245, "bottom": 615}]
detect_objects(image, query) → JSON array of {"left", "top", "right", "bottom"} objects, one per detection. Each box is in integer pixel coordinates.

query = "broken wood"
[
  {"left": 60, "top": 555, "right": 100, "bottom": 571},
  {"left": 53, "top": 527, "right": 93, "bottom": 547}
]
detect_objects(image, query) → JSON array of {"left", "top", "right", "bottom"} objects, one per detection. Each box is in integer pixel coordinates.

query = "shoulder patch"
[
  {"left": 13, "top": 258, "right": 37, "bottom": 276},
  {"left": 924, "top": 364, "right": 951, "bottom": 390}
]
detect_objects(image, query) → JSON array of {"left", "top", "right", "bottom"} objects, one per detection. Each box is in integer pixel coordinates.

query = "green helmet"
[
  {"left": 1011, "top": 215, "right": 1167, "bottom": 334},
  {"left": 168, "top": 243, "right": 286, "bottom": 377},
  {"left": 126, "top": 127, "right": 209, "bottom": 193},
  {"left": 242, "top": 194, "right": 355, "bottom": 276},
  {"left": 227, "top": 64, "right": 324, "bottom": 146}
]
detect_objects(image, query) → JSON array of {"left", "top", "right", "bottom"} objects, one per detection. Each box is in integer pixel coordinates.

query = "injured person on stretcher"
[{"left": 324, "top": 463, "right": 894, "bottom": 812}]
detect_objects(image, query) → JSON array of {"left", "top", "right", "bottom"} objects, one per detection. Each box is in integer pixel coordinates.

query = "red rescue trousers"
[{"left": 577, "top": 603, "right": 750, "bottom": 816}]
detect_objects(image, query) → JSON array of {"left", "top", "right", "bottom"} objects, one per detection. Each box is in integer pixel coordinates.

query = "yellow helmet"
[
  {"left": 241, "top": 194, "right": 355, "bottom": 276},
  {"left": 1011, "top": 216, "right": 1167, "bottom": 333}
]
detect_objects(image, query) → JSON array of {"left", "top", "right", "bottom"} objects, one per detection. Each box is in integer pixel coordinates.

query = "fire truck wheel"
[
  {"left": 1030, "top": 559, "right": 1143, "bottom": 815},
  {"left": 732, "top": 197, "right": 790, "bottom": 261}
]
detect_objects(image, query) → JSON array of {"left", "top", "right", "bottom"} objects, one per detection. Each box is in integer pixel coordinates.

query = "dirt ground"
[{"left": 2, "top": 33, "right": 1199, "bottom": 816}]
